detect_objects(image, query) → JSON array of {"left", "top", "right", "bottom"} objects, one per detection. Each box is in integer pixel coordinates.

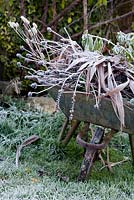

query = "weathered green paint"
[{"left": 49, "top": 87, "right": 134, "bottom": 135}]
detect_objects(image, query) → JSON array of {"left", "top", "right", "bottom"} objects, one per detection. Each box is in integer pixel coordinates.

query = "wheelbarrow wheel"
[{"left": 77, "top": 127, "right": 104, "bottom": 181}]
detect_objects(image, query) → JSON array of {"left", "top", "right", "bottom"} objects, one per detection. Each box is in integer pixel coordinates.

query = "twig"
[
  {"left": 20, "top": 0, "right": 25, "bottom": 16},
  {"left": 83, "top": 0, "right": 88, "bottom": 31},
  {"left": 72, "top": 11, "right": 134, "bottom": 39},
  {"left": 52, "top": 0, "right": 57, "bottom": 40},
  {"left": 48, "top": 0, "right": 81, "bottom": 27},
  {"left": 41, "top": 0, "right": 48, "bottom": 24},
  {"left": 89, "top": 11, "right": 134, "bottom": 30},
  {"left": 100, "top": 157, "right": 130, "bottom": 171}
]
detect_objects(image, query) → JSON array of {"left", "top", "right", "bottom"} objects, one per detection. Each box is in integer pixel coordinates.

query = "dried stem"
[
  {"left": 83, "top": 0, "right": 88, "bottom": 31},
  {"left": 72, "top": 11, "right": 134, "bottom": 39}
]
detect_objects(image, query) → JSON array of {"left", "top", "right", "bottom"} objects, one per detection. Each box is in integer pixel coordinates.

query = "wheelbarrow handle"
[{"left": 76, "top": 129, "right": 117, "bottom": 151}]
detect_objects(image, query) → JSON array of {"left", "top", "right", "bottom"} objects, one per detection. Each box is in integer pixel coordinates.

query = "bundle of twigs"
[{"left": 9, "top": 17, "right": 134, "bottom": 129}]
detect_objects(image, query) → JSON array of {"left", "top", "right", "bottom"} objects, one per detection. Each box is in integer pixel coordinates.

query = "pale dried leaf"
[
  {"left": 98, "top": 65, "right": 108, "bottom": 92},
  {"left": 129, "top": 80, "right": 134, "bottom": 94},
  {"left": 127, "top": 69, "right": 134, "bottom": 75},
  {"left": 111, "top": 93, "right": 125, "bottom": 129},
  {"left": 105, "top": 79, "right": 129, "bottom": 96},
  {"left": 78, "top": 61, "right": 90, "bottom": 72},
  {"left": 116, "top": 92, "right": 125, "bottom": 129},
  {"left": 94, "top": 57, "right": 106, "bottom": 66},
  {"left": 16, "top": 135, "right": 40, "bottom": 168},
  {"left": 109, "top": 55, "right": 121, "bottom": 65},
  {"left": 97, "top": 69, "right": 101, "bottom": 98},
  {"left": 107, "top": 62, "right": 113, "bottom": 78},
  {"left": 107, "top": 62, "right": 115, "bottom": 90},
  {"left": 85, "top": 66, "right": 90, "bottom": 94},
  {"left": 90, "top": 64, "right": 97, "bottom": 82},
  {"left": 65, "top": 57, "right": 89, "bottom": 71},
  {"left": 108, "top": 76, "right": 114, "bottom": 91}
]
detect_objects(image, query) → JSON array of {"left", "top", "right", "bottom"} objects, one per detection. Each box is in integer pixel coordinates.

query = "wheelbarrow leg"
[
  {"left": 77, "top": 127, "right": 104, "bottom": 182},
  {"left": 79, "top": 122, "right": 90, "bottom": 142},
  {"left": 129, "top": 134, "right": 134, "bottom": 165},
  {"left": 58, "top": 117, "right": 69, "bottom": 142},
  {"left": 62, "top": 120, "right": 80, "bottom": 146},
  {"left": 77, "top": 128, "right": 117, "bottom": 181}
]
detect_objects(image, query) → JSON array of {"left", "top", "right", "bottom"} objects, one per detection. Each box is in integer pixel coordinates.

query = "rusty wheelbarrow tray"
[{"left": 49, "top": 87, "right": 134, "bottom": 181}]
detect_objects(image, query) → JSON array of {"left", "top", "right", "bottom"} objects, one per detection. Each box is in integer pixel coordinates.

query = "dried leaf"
[
  {"left": 66, "top": 57, "right": 89, "bottom": 71},
  {"left": 129, "top": 80, "right": 134, "bottom": 94},
  {"left": 78, "top": 61, "right": 90, "bottom": 72},
  {"left": 94, "top": 57, "right": 106, "bottom": 66},
  {"left": 115, "top": 92, "right": 125, "bottom": 129},
  {"left": 105, "top": 79, "right": 129, "bottom": 96},
  {"left": 85, "top": 66, "right": 90, "bottom": 94},
  {"left": 16, "top": 135, "right": 40, "bottom": 168},
  {"left": 98, "top": 65, "right": 107, "bottom": 92},
  {"left": 104, "top": 77, "right": 129, "bottom": 129},
  {"left": 111, "top": 92, "right": 125, "bottom": 129},
  {"left": 107, "top": 62, "right": 112, "bottom": 78},
  {"left": 107, "top": 62, "right": 114, "bottom": 90},
  {"left": 90, "top": 63, "right": 97, "bottom": 81}
]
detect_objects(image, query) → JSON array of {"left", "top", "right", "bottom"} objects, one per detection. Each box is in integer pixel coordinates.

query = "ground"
[{"left": 0, "top": 97, "right": 134, "bottom": 200}]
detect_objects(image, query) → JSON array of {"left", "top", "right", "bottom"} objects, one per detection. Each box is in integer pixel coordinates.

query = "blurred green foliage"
[{"left": 0, "top": 0, "right": 110, "bottom": 81}]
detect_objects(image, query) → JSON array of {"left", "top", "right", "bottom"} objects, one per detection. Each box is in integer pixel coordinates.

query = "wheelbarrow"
[{"left": 49, "top": 86, "right": 134, "bottom": 181}]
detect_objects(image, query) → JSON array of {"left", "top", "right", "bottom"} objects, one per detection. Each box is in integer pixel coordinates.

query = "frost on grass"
[
  {"left": 0, "top": 101, "right": 134, "bottom": 199},
  {"left": 1, "top": 176, "right": 134, "bottom": 200}
]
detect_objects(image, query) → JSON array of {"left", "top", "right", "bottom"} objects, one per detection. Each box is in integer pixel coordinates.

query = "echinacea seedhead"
[
  {"left": 16, "top": 53, "right": 23, "bottom": 58},
  {"left": 38, "top": 60, "right": 45, "bottom": 66},
  {"left": 28, "top": 91, "right": 32, "bottom": 97},
  {"left": 130, "top": 98, "right": 134, "bottom": 105},
  {"left": 20, "top": 46, "right": 25, "bottom": 51},
  {"left": 31, "top": 27, "right": 37, "bottom": 35},
  {"left": 16, "top": 62, "right": 22, "bottom": 68},
  {"left": 31, "top": 83, "right": 37, "bottom": 89},
  {"left": 8, "top": 21, "right": 19, "bottom": 29},
  {"left": 26, "top": 53, "right": 32, "bottom": 58},
  {"left": 32, "top": 22, "right": 38, "bottom": 29},
  {"left": 20, "top": 16, "right": 30, "bottom": 25},
  {"left": 47, "top": 27, "right": 52, "bottom": 32}
]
